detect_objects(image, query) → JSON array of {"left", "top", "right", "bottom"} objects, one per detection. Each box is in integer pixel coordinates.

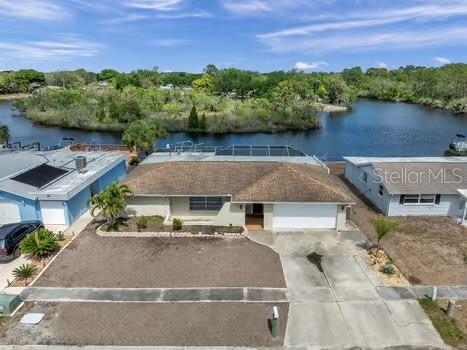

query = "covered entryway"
[
  {"left": 272, "top": 203, "right": 337, "bottom": 230},
  {"left": 0, "top": 200, "right": 21, "bottom": 224},
  {"left": 245, "top": 203, "right": 264, "bottom": 229}
]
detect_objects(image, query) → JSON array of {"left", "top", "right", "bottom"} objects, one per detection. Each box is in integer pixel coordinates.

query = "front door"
[{"left": 246, "top": 203, "right": 264, "bottom": 229}]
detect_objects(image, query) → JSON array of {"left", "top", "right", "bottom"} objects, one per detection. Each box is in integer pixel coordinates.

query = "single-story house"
[
  {"left": 0, "top": 150, "right": 127, "bottom": 231},
  {"left": 123, "top": 161, "right": 352, "bottom": 230},
  {"left": 344, "top": 156, "right": 467, "bottom": 219}
]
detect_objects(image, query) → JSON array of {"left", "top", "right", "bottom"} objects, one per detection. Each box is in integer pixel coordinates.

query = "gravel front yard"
[
  {"left": 0, "top": 302, "right": 288, "bottom": 347},
  {"left": 329, "top": 162, "right": 467, "bottom": 286},
  {"left": 35, "top": 221, "right": 286, "bottom": 288}
]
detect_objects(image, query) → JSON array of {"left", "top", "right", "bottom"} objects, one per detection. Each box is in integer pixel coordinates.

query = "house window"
[
  {"left": 403, "top": 194, "right": 420, "bottom": 204},
  {"left": 189, "top": 197, "right": 223, "bottom": 211},
  {"left": 420, "top": 194, "right": 436, "bottom": 204},
  {"left": 378, "top": 185, "right": 384, "bottom": 196},
  {"left": 403, "top": 194, "right": 438, "bottom": 205},
  {"left": 361, "top": 171, "right": 368, "bottom": 183}
]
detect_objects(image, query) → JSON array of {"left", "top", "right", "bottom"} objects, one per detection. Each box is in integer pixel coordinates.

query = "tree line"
[{"left": 2, "top": 63, "right": 466, "bottom": 135}]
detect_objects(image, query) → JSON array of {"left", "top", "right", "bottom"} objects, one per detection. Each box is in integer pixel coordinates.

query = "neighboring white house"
[
  {"left": 0, "top": 149, "right": 127, "bottom": 231},
  {"left": 344, "top": 156, "right": 467, "bottom": 220},
  {"left": 123, "top": 157, "right": 352, "bottom": 231}
]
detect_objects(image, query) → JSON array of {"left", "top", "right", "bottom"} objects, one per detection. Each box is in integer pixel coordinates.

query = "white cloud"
[
  {"left": 124, "top": 0, "right": 184, "bottom": 11},
  {"left": 0, "top": 0, "right": 69, "bottom": 21},
  {"left": 376, "top": 62, "right": 388, "bottom": 68},
  {"left": 258, "top": 1, "right": 467, "bottom": 53},
  {"left": 152, "top": 38, "right": 189, "bottom": 47},
  {"left": 0, "top": 36, "right": 103, "bottom": 60},
  {"left": 294, "top": 61, "right": 328, "bottom": 70},
  {"left": 259, "top": 25, "right": 467, "bottom": 53},
  {"left": 154, "top": 10, "right": 213, "bottom": 19},
  {"left": 102, "top": 14, "right": 149, "bottom": 24},
  {"left": 220, "top": 0, "right": 271, "bottom": 15},
  {"left": 434, "top": 56, "right": 451, "bottom": 64}
]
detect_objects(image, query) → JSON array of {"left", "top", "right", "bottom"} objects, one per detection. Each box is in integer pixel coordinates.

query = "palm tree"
[
  {"left": 374, "top": 215, "right": 399, "bottom": 254},
  {"left": 88, "top": 181, "right": 133, "bottom": 229},
  {"left": 0, "top": 124, "right": 10, "bottom": 145}
]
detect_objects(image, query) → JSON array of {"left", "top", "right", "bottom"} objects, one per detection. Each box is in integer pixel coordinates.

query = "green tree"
[
  {"left": 374, "top": 216, "right": 399, "bottom": 254},
  {"left": 192, "top": 74, "right": 215, "bottom": 93},
  {"left": 188, "top": 105, "right": 199, "bottom": 129},
  {"left": 122, "top": 120, "right": 165, "bottom": 160},
  {"left": 88, "top": 181, "right": 133, "bottom": 229},
  {"left": 203, "top": 64, "right": 219, "bottom": 76},
  {"left": 272, "top": 80, "right": 298, "bottom": 110},
  {"left": 98, "top": 69, "right": 120, "bottom": 81},
  {"left": 0, "top": 124, "right": 10, "bottom": 144},
  {"left": 13, "top": 69, "right": 45, "bottom": 92},
  {"left": 342, "top": 67, "right": 364, "bottom": 87},
  {"left": 199, "top": 113, "right": 207, "bottom": 130}
]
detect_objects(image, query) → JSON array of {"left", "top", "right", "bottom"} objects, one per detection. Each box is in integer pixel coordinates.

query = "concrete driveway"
[
  {"left": 0, "top": 255, "right": 27, "bottom": 290},
  {"left": 248, "top": 229, "right": 446, "bottom": 349}
]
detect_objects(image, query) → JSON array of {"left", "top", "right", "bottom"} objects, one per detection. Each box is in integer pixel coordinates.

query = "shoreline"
[{"left": 0, "top": 93, "right": 31, "bottom": 101}]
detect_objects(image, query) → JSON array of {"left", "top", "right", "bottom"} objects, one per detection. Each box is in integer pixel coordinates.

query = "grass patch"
[{"left": 418, "top": 298, "right": 467, "bottom": 348}]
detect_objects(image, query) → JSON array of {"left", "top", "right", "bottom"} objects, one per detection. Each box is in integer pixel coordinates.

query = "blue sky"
[{"left": 0, "top": 0, "right": 466, "bottom": 72}]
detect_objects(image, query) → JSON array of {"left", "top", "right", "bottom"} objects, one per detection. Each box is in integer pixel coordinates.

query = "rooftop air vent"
[{"left": 75, "top": 156, "right": 87, "bottom": 173}]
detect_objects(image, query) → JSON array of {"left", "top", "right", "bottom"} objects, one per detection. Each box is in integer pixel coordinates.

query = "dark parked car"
[{"left": 0, "top": 221, "right": 43, "bottom": 262}]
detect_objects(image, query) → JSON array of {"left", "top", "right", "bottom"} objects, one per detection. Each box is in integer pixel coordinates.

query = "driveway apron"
[{"left": 247, "top": 229, "right": 446, "bottom": 349}]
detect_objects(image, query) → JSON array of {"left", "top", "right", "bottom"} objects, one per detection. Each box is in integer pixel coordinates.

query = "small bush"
[
  {"left": 13, "top": 263, "right": 38, "bottom": 285},
  {"left": 20, "top": 228, "right": 59, "bottom": 260},
  {"left": 380, "top": 263, "right": 395, "bottom": 275},
  {"left": 136, "top": 216, "right": 148, "bottom": 231},
  {"left": 172, "top": 218, "right": 182, "bottom": 231},
  {"left": 55, "top": 232, "right": 65, "bottom": 241}
]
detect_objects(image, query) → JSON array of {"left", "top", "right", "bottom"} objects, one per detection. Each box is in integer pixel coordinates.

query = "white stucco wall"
[
  {"left": 126, "top": 196, "right": 170, "bottom": 217},
  {"left": 263, "top": 204, "right": 273, "bottom": 230},
  {"left": 345, "top": 162, "right": 390, "bottom": 214},
  {"left": 213, "top": 202, "right": 245, "bottom": 226}
]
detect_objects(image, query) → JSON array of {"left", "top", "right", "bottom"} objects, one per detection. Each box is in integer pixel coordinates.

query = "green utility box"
[{"left": 0, "top": 294, "right": 21, "bottom": 316}]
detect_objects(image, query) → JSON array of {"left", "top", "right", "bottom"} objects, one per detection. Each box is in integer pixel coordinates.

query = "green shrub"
[
  {"left": 20, "top": 228, "right": 59, "bottom": 260},
  {"left": 172, "top": 218, "right": 182, "bottom": 231},
  {"left": 13, "top": 263, "right": 38, "bottom": 285},
  {"left": 136, "top": 215, "right": 148, "bottom": 231},
  {"left": 55, "top": 231, "right": 65, "bottom": 241},
  {"left": 380, "top": 263, "right": 395, "bottom": 275}
]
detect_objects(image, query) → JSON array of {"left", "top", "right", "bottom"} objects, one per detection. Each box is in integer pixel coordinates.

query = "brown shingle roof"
[{"left": 123, "top": 161, "right": 350, "bottom": 203}]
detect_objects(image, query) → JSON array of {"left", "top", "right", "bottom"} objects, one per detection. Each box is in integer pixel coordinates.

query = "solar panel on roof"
[{"left": 12, "top": 164, "right": 68, "bottom": 188}]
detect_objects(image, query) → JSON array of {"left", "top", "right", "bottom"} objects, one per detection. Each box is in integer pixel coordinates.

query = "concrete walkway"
[
  {"left": 20, "top": 287, "right": 288, "bottom": 303},
  {"left": 247, "top": 229, "right": 447, "bottom": 349},
  {"left": 378, "top": 285, "right": 467, "bottom": 300}
]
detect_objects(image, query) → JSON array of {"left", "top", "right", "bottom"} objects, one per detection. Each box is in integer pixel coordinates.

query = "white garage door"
[
  {"left": 273, "top": 204, "right": 337, "bottom": 229},
  {"left": 0, "top": 200, "right": 21, "bottom": 224},
  {"left": 40, "top": 201, "right": 67, "bottom": 225}
]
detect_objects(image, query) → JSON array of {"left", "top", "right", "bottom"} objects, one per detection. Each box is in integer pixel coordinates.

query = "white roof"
[{"left": 0, "top": 150, "right": 125, "bottom": 201}]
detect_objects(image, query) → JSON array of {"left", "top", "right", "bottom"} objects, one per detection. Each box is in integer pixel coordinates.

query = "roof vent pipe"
[{"left": 75, "top": 156, "right": 87, "bottom": 173}]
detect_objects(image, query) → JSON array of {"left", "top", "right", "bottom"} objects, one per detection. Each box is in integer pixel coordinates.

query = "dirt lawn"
[
  {"left": 329, "top": 162, "right": 467, "bottom": 286},
  {"left": 0, "top": 302, "right": 288, "bottom": 347},
  {"left": 35, "top": 221, "right": 286, "bottom": 288}
]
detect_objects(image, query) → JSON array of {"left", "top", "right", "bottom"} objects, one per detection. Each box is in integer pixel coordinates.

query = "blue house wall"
[
  {"left": 97, "top": 160, "right": 127, "bottom": 191},
  {"left": 64, "top": 160, "right": 127, "bottom": 225},
  {"left": 65, "top": 186, "right": 92, "bottom": 225},
  {"left": 0, "top": 191, "right": 41, "bottom": 221}
]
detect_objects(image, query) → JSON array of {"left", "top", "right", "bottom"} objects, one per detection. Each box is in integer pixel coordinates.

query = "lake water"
[{"left": 1, "top": 99, "right": 466, "bottom": 160}]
